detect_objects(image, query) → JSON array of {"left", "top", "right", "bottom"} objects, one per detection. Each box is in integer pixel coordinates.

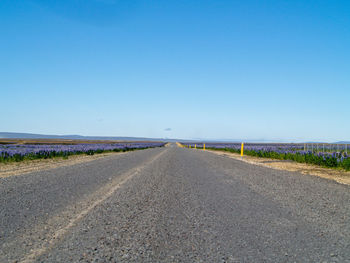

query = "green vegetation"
[
  {"left": 0, "top": 148, "right": 148, "bottom": 163},
  {"left": 207, "top": 147, "right": 350, "bottom": 171}
]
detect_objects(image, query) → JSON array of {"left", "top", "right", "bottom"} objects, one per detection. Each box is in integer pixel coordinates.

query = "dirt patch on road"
[
  {"left": 0, "top": 152, "right": 125, "bottom": 178},
  {"left": 206, "top": 149, "right": 350, "bottom": 186}
]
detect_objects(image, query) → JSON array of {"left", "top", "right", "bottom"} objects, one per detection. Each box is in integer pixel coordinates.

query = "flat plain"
[{"left": 1, "top": 144, "right": 349, "bottom": 262}]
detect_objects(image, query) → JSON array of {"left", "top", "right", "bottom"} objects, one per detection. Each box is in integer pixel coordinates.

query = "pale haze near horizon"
[{"left": 1, "top": 0, "right": 349, "bottom": 142}]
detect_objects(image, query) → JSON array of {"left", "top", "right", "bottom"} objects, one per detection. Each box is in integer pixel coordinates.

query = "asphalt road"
[{"left": 1, "top": 144, "right": 349, "bottom": 262}]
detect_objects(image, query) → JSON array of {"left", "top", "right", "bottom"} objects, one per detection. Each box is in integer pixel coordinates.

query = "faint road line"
[{"left": 20, "top": 149, "right": 167, "bottom": 263}]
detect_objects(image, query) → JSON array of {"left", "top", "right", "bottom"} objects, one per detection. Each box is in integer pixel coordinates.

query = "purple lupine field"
[
  {"left": 182, "top": 142, "right": 350, "bottom": 170},
  {"left": 0, "top": 142, "right": 165, "bottom": 162}
]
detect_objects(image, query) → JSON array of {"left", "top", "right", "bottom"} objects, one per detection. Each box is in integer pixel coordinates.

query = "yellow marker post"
[
  {"left": 203, "top": 143, "right": 205, "bottom": 151},
  {"left": 189, "top": 145, "right": 191, "bottom": 149},
  {"left": 195, "top": 144, "right": 197, "bottom": 149},
  {"left": 241, "top": 142, "right": 244, "bottom": 157}
]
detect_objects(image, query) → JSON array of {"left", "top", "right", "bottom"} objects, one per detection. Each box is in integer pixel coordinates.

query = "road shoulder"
[
  {"left": 204, "top": 149, "right": 350, "bottom": 186},
  {"left": 0, "top": 152, "right": 126, "bottom": 178}
]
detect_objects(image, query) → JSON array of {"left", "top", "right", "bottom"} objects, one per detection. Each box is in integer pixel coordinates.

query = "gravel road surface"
[{"left": 1, "top": 144, "right": 349, "bottom": 262}]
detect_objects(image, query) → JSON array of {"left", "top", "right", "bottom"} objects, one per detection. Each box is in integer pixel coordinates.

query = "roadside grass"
[{"left": 194, "top": 147, "right": 350, "bottom": 171}]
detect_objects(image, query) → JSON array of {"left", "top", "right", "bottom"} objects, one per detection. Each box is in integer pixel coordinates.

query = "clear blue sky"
[{"left": 1, "top": 0, "right": 349, "bottom": 142}]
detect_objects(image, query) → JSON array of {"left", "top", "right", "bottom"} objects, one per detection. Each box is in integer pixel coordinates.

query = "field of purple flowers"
[
  {"left": 0, "top": 142, "right": 165, "bottom": 163},
  {"left": 183, "top": 143, "right": 350, "bottom": 170}
]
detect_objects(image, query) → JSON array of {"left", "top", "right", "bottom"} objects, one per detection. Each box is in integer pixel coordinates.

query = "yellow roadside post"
[
  {"left": 189, "top": 145, "right": 191, "bottom": 149},
  {"left": 203, "top": 143, "right": 205, "bottom": 151},
  {"left": 241, "top": 142, "right": 244, "bottom": 157},
  {"left": 195, "top": 144, "right": 197, "bottom": 149}
]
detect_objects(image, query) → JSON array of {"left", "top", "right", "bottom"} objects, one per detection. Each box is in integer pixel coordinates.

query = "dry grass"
[
  {"left": 206, "top": 149, "right": 350, "bottom": 186},
  {"left": 0, "top": 152, "right": 125, "bottom": 178}
]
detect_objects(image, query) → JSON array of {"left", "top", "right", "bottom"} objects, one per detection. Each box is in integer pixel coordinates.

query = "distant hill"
[
  {"left": 0, "top": 132, "right": 168, "bottom": 142},
  {"left": 1, "top": 132, "right": 347, "bottom": 144}
]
